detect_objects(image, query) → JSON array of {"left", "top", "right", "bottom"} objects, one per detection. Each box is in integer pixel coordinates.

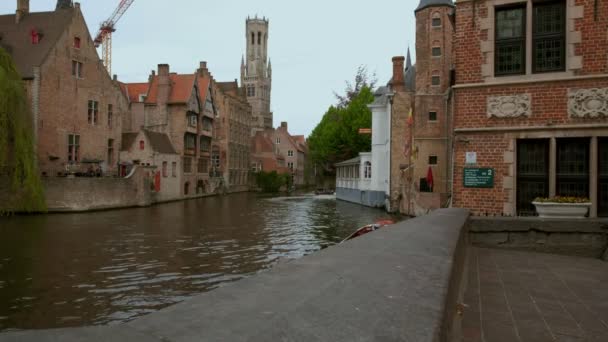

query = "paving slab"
[{"left": 462, "top": 247, "right": 608, "bottom": 342}]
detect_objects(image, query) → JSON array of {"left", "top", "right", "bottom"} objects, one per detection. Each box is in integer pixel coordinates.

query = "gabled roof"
[
  {"left": 121, "top": 130, "right": 177, "bottom": 154},
  {"left": 0, "top": 8, "right": 75, "bottom": 78},
  {"left": 119, "top": 82, "right": 149, "bottom": 103},
  {"left": 145, "top": 74, "right": 191, "bottom": 104}
]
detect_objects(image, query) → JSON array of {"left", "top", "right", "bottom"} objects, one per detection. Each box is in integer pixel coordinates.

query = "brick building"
[
  {"left": 215, "top": 81, "right": 253, "bottom": 192},
  {"left": 275, "top": 122, "right": 307, "bottom": 186},
  {"left": 0, "top": 0, "right": 128, "bottom": 177},
  {"left": 251, "top": 129, "right": 288, "bottom": 174},
  {"left": 452, "top": 0, "right": 608, "bottom": 217},
  {"left": 141, "top": 62, "right": 218, "bottom": 197}
]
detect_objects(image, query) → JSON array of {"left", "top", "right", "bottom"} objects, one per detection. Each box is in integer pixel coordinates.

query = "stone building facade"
[
  {"left": 216, "top": 81, "right": 253, "bottom": 192},
  {"left": 241, "top": 16, "right": 273, "bottom": 134},
  {"left": 0, "top": 0, "right": 128, "bottom": 177},
  {"left": 452, "top": 0, "right": 608, "bottom": 217}
]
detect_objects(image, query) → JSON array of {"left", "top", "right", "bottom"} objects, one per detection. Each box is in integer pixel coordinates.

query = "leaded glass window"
[
  {"left": 517, "top": 139, "right": 549, "bottom": 216},
  {"left": 533, "top": 1, "right": 565, "bottom": 73},
  {"left": 557, "top": 138, "right": 589, "bottom": 199},
  {"left": 495, "top": 6, "right": 526, "bottom": 76}
]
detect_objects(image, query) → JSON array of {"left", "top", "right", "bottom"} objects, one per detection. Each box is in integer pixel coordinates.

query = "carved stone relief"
[
  {"left": 568, "top": 88, "right": 608, "bottom": 118},
  {"left": 487, "top": 94, "right": 531, "bottom": 118}
]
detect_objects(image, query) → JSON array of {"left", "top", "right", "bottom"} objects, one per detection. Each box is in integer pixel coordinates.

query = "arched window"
[
  {"left": 73, "top": 37, "right": 81, "bottom": 49},
  {"left": 258, "top": 32, "right": 262, "bottom": 45},
  {"left": 162, "top": 161, "right": 168, "bottom": 177},
  {"left": 139, "top": 140, "right": 145, "bottom": 150},
  {"left": 251, "top": 32, "right": 255, "bottom": 45},
  {"left": 364, "top": 161, "right": 372, "bottom": 179}
]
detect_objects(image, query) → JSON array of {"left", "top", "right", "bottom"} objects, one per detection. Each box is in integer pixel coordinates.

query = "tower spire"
[{"left": 406, "top": 47, "right": 412, "bottom": 70}]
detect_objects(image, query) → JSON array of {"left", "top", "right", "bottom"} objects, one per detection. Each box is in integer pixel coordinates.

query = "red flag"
[{"left": 426, "top": 166, "right": 434, "bottom": 191}]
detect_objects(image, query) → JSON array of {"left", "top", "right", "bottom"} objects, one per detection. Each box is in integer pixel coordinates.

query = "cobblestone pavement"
[{"left": 462, "top": 248, "right": 608, "bottom": 342}]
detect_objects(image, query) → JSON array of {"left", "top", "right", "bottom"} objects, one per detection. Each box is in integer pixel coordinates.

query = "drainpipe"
[
  {"left": 445, "top": 86, "right": 453, "bottom": 208},
  {"left": 387, "top": 93, "right": 394, "bottom": 213}
]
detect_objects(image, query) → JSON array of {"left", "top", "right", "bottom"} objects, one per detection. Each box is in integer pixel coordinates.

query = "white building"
[{"left": 335, "top": 87, "right": 392, "bottom": 208}]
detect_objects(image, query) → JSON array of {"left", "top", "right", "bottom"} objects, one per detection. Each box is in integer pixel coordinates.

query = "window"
[
  {"left": 432, "top": 13, "right": 441, "bottom": 27},
  {"left": 212, "top": 147, "right": 220, "bottom": 170},
  {"left": 598, "top": 139, "right": 608, "bottom": 217},
  {"left": 107, "top": 104, "right": 113, "bottom": 128},
  {"left": 429, "top": 111, "right": 437, "bottom": 121},
  {"left": 107, "top": 139, "right": 114, "bottom": 165},
  {"left": 87, "top": 100, "right": 98, "bottom": 125},
  {"left": 184, "top": 182, "right": 190, "bottom": 195},
  {"left": 258, "top": 32, "right": 262, "bottom": 45},
  {"left": 188, "top": 113, "right": 198, "bottom": 128},
  {"left": 251, "top": 32, "right": 255, "bottom": 45},
  {"left": 495, "top": 5, "right": 526, "bottom": 75},
  {"left": 172, "top": 162, "right": 177, "bottom": 177},
  {"left": 198, "top": 158, "right": 208, "bottom": 174},
  {"left": 184, "top": 134, "right": 196, "bottom": 155},
  {"left": 429, "top": 156, "right": 438, "bottom": 165},
  {"left": 72, "top": 60, "right": 83, "bottom": 78},
  {"left": 68, "top": 134, "right": 80, "bottom": 163},
  {"left": 556, "top": 138, "right": 589, "bottom": 199},
  {"left": 139, "top": 140, "right": 145, "bottom": 150},
  {"left": 162, "top": 162, "right": 168, "bottom": 178},
  {"left": 183, "top": 157, "right": 192, "bottom": 174},
  {"left": 200, "top": 137, "right": 211, "bottom": 152},
  {"left": 246, "top": 85, "right": 256, "bottom": 97},
  {"left": 432, "top": 47, "right": 441, "bottom": 57},
  {"left": 288, "top": 150, "right": 294, "bottom": 157},
  {"left": 288, "top": 162, "right": 294, "bottom": 171},
  {"left": 276, "top": 137, "right": 281, "bottom": 144},
  {"left": 533, "top": 1, "right": 566, "bottom": 73},
  {"left": 202, "top": 117, "right": 213, "bottom": 132},
  {"left": 364, "top": 161, "right": 372, "bottom": 179},
  {"left": 517, "top": 139, "right": 549, "bottom": 216},
  {"left": 431, "top": 76, "right": 440, "bottom": 86},
  {"left": 73, "top": 37, "right": 81, "bottom": 49}
]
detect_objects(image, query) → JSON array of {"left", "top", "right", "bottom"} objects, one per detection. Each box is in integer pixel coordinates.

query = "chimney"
[
  {"left": 112, "top": 74, "right": 118, "bottom": 81},
  {"left": 16, "top": 0, "right": 29, "bottom": 24},
  {"left": 280, "top": 122, "right": 287, "bottom": 129},
  {"left": 157, "top": 64, "right": 171, "bottom": 105},
  {"left": 198, "top": 61, "right": 208, "bottom": 76},
  {"left": 391, "top": 56, "right": 405, "bottom": 92}
]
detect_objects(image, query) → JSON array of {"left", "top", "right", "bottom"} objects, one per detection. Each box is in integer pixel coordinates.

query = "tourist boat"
[
  {"left": 341, "top": 219, "right": 394, "bottom": 243},
  {"left": 314, "top": 188, "right": 335, "bottom": 195}
]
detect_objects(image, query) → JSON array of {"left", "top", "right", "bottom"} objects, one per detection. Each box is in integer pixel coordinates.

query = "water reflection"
[{"left": 0, "top": 193, "right": 398, "bottom": 330}]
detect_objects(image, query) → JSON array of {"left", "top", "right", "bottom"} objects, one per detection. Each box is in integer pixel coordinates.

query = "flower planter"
[{"left": 532, "top": 202, "right": 591, "bottom": 219}]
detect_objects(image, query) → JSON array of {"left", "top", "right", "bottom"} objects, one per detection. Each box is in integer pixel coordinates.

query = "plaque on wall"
[{"left": 463, "top": 168, "right": 494, "bottom": 188}]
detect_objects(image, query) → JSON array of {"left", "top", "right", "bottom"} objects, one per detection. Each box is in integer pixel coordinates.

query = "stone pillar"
[
  {"left": 549, "top": 137, "right": 557, "bottom": 197},
  {"left": 590, "top": 136, "right": 598, "bottom": 218}
]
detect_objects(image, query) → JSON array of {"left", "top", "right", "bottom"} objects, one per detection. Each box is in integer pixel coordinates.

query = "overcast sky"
[{"left": 1, "top": 0, "right": 417, "bottom": 136}]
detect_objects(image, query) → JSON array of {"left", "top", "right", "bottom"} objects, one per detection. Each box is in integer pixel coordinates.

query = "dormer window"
[{"left": 73, "top": 37, "right": 81, "bottom": 49}]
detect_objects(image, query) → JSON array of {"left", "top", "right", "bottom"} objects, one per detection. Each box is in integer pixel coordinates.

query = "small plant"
[{"left": 533, "top": 196, "right": 590, "bottom": 204}]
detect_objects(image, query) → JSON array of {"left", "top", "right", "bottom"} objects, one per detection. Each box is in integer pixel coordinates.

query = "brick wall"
[{"left": 36, "top": 8, "right": 128, "bottom": 177}]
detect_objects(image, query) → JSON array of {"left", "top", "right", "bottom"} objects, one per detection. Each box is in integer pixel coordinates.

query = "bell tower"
[{"left": 241, "top": 16, "right": 272, "bottom": 134}]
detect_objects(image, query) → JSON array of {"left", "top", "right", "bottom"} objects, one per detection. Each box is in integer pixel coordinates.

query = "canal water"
[{"left": 0, "top": 193, "right": 398, "bottom": 331}]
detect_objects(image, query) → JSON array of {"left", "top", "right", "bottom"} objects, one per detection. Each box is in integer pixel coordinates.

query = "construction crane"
[{"left": 94, "top": 0, "right": 135, "bottom": 75}]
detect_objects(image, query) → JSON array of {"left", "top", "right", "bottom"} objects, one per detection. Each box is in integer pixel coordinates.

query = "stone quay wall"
[{"left": 43, "top": 166, "right": 152, "bottom": 212}]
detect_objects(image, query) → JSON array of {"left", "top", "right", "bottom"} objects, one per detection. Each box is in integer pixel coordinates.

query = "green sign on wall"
[{"left": 463, "top": 168, "right": 494, "bottom": 188}]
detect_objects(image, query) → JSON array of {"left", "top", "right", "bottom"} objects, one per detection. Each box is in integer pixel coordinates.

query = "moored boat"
[{"left": 341, "top": 219, "right": 394, "bottom": 243}]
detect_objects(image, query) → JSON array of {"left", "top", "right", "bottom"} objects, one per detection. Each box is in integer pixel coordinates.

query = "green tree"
[
  {"left": 255, "top": 171, "right": 291, "bottom": 193},
  {"left": 308, "top": 85, "right": 375, "bottom": 176},
  {"left": 0, "top": 47, "right": 46, "bottom": 214}
]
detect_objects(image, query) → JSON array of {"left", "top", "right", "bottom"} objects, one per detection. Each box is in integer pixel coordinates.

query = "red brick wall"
[
  {"left": 454, "top": 1, "right": 485, "bottom": 84},
  {"left": 455, "top": 79, "right": 608, "bottom": 129},
  {"left": 579, "top": 0, "right": 608, "bottom": 74},
  {"left": 36, "top": 8, "right": 128, "bottom": 176},
  {"left": 452, "top": 134, "right": 510, "bottom": 216}
]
